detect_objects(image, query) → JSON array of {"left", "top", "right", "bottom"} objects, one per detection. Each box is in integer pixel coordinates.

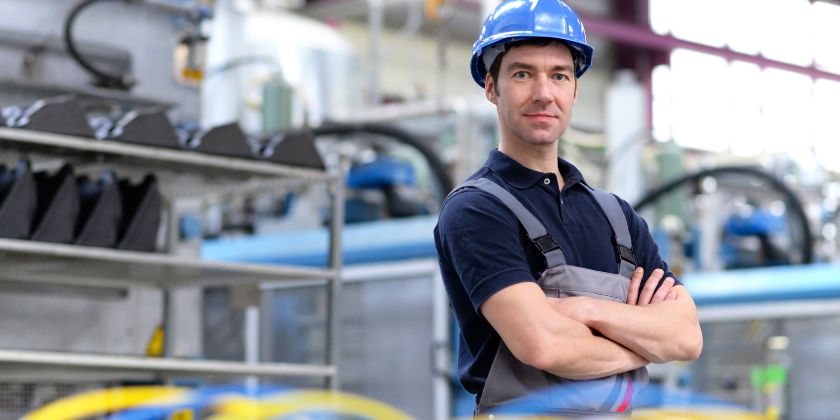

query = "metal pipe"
[
  {"left": 579, "top": 13, "right": 840, "bottom": 83},
  {"left": 325, "top": 174, "right": 345, "bottom": 390},
  {"left": 244, "top": 305, "right": 260, "bottom": 391},
  {"left": 162, "top": 288, "right": 174, "bottom": 357},
  {"left": 435, "top": 17, "right": 449, "bottom": 108},
  {"left": 432, "top": 268, "right": 450, "bottom": 420},
  {"left": 367, "top": 0, "right": 383, "bottom": 105},
  {"left": 0, "top": 348, "right": 337, "bottom": 377}
]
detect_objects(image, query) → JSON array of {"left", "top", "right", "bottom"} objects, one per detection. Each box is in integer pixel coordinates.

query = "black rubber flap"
[
  {"left": 0, "top": 160, "right": 36, "bottom": 239},
  {"left": 191, "top": 123, "right": 256, "bottom": 159},
  {"left": 117, "top": 174, "right": 161, "bottom": 252},
  {"left": 16, "top": 96, "right": 95, "bottom": 138},
  {"left": 110, "top": 108, "right": 181, "bottom": 149},
  {"left": 75, "top": 171, "right": 122, "bottom": 247},
  {"left": 31, "top": 164, "right": 79, "bottom": 243},
  {"left": 262, "top": 129, "right": 325, "bottom": 169}
]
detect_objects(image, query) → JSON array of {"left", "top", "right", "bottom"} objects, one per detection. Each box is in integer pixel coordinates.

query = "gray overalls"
[{"left": 450, "top": 178, "right": 648, "bottom": 417}]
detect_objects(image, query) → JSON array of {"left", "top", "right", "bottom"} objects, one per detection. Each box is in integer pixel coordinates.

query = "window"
[{"left": 649, "top": 0, "right": 840, "bottom": 170}]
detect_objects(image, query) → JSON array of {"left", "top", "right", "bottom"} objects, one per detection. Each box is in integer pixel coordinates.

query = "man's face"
[{"left": 485, "top": 43, "right": 577, "bottom": 149}]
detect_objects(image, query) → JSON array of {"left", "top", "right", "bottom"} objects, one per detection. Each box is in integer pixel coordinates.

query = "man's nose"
[{"left": 531, "top": 75, "right": 553, "bottom": 103}]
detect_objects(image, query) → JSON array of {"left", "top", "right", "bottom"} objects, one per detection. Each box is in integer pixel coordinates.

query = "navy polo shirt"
[{"left": 434, "top": 149, "right": 679, "bottom": 400}]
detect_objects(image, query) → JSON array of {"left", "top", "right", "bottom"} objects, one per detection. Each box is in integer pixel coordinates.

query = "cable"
[
  {"left": 633, "top": 165, "right": 814, "bottom": 264},
  {"left": 311, "top": 122, "right": 455, "bottom": 203},
  {"left": 63, "top": 0, "right": 135, "bottom": 90}
]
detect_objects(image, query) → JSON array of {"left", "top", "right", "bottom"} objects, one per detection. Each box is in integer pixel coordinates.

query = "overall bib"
[{"left": 451, "top": 178, "right": 648, "bottom": 417}]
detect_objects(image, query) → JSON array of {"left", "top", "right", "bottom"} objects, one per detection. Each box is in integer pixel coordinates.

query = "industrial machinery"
[
  {"left": 625, "top": 149, "right": 840, "bottom": 419},
  {"left": 0, "top": 2, "right": 352, "bottom": 418}
]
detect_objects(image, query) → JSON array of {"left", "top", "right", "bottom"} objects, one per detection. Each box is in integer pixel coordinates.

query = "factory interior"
[{"left": 0, "top": 0, "right": 839, "bottom": 419}]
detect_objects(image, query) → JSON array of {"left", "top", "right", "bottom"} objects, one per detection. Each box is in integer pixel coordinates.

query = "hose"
[
  {"left": 64, "top": 0, "right": 134, "bottom": 90},
  {"left": 311, "top": 122, "right": 455, "bottom": 203},
  {"left": 633, "top": 165, "right": 814, "bottom": 264}
]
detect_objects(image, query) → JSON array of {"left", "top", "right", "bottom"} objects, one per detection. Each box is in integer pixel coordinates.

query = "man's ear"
[{"left": 485, "top": 75, "right": 498, "bottom": 104}]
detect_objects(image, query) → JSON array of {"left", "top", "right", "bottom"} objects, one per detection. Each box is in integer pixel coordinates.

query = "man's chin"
[
  {"left": 523, "top": 135, "right": 561, "bottom": 146},
  {"left": 521, "top": 127, "right": 563, "bottom": 143}
]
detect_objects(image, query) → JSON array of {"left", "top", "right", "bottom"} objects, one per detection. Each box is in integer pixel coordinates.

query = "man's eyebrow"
[
  {"left": 505, "top": 62, "right": 536, "bottom": 73},
  {"left": 505, "top": 62, "right": 575, "bottom": 73},
  {"left": 551, "top": 64, "right": 576, "bottom": 73}
]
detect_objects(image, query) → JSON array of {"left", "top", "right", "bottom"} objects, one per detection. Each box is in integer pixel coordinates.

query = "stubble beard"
[{"left": 511, "top": 123, "right": 564, "bottom": 148}]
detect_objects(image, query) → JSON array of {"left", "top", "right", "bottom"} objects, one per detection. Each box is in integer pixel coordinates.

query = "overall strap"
[
  {"left": 453, "top": 178, "right": 567, "bottom": 268},
  {"left": 585, "top": 185, "right": 636, "bottom": 278}
]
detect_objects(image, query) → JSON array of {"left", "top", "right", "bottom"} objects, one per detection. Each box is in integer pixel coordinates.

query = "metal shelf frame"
[
  {"left": 0, "top": 238, "right": 336, "bottom": 289},
  {"left": 0, "top": 349, "right": 336, "bottom": 378},
  {"left": 0, "top": 126, "right": 344, "bottom": 389},
  {"left": 0, "top": 127, "right": 330, "bottom": 181}
]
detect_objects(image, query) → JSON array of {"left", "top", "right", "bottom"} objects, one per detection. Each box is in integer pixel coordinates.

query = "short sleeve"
[{"left": 435, "top": 189, "right": 536, "bottom": 313}]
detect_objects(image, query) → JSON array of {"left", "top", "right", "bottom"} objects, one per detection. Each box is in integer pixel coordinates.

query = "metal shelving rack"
[{"left": 0, "top": 126, "right": 344, "bottom": 388}]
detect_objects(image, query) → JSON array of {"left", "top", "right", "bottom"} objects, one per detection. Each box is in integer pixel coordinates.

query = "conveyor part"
[
  {"left": 262, "top": 129, "right": 325, "bottom": 170},
  {"left": 110, "top": 109, "right": 181, "bottom": 149},
  {"left": 190, "top": 123, "right": 255, "bottom": 159},
  {"left": 75, "top": 170, "right": 122, "bottom": 247},
  {"left": 31, "top": 164, "right": 79, "bottom": 244},
  {"left": 14, "top": 96, "right": 95, "bottom": 138},
  {"left": 0, "top": 160, "right": 36, "bottom": 239},
  {"left": 117, "top": 174, "right": 161, "bottom": 252}
]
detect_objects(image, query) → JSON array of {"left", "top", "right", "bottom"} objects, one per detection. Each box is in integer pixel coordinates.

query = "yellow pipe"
[
  {"left": 24, "top": 386, "right": 187, "bottom": 420},
  {"left": 211, "top": 390, "right": 414, "bottom": 420}
]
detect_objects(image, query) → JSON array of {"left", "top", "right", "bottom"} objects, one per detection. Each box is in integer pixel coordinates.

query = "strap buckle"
[
  {"left": 617, "top": 244, "right": 636, "bottom": 265},
  {"left": 534, "top": 234, "right": 560, "bottom": 253}
]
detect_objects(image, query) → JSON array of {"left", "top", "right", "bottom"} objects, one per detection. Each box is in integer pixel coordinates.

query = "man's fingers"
[
  {"left": 665, "top": 290, "right": 678, "bottom": 301},
  {"left": 626, "top": 267, "right": 643, "bottom": 305},
  {"left": 650, "top": 277, "right": 675, "bottom": 304},
  {"left": 638, "top": 268, "right": 664, "bottom": 306}
]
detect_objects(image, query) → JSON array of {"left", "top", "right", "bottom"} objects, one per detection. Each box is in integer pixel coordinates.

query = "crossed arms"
[{"left": 480, "top": 268, "right": 703, "bottom": 380}]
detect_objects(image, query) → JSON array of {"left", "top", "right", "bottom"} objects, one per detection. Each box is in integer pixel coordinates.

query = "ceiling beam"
[{"left": 581, "top": 12, "right": 840, "bottom": 83}]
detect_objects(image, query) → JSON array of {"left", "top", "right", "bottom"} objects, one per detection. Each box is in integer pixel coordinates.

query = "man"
[{"left": 434, "top": 0, "right": 703, "bottom": 416}]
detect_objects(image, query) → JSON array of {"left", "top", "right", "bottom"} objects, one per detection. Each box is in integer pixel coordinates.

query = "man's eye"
[
  {"left": 513, "top": 71, "right": 529, "bottom": 79},
  {"left": 552, "top": 74, "right": 569, "bottom": 81}
]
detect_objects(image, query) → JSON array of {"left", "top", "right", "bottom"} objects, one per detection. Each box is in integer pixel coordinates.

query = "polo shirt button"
[{"left": 543, "top": 178, "right": 550, "bottom": 185}]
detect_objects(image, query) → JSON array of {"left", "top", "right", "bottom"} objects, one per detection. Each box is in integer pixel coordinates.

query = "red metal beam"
[{"left": 580, "top": 13, "right": 840, "bottom": 83}]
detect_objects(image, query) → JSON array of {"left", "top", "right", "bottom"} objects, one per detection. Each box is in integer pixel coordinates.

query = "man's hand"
[
  {"left": 547, "top": 267, "right": 677, "bottom": 322},
  {"left": 627, "top": 267, "right": 677, "bottom": 306},
  {"left": 547, "top": 268, "right": 702, "bottom": 363},
  {"left": 549, "top": 267, "right": 678, "bottom": 322}
]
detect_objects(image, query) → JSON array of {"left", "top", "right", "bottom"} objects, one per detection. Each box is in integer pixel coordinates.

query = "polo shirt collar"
[{"left": 484, "top": 149, "right": 587, "bottom": 189}]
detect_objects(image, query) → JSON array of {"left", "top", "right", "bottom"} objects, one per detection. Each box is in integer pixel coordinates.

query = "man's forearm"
[
  {"left": 483, "top": 282, "right": 651, "bottom": 381},
  {"left": 551, "top": 286, "right": 702, "bottom": 363},
  {"left": 544, "top": 326, "right": 649, "bottom": 380}
]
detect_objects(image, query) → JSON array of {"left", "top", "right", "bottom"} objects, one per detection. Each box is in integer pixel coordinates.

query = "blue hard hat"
[{"left": 470, "top": 0, "right": 594, "bottom": 87}]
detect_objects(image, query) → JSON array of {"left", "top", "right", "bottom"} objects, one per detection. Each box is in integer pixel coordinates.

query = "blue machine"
[
  {"left": 344, "top": 156, "right": 428, "bottom": 223},
  {"left": 347, "top": 156, "right": 416, "bottom": 189},
  {"left": 721, "top": 209, "right": 790, "bottom": 268}
]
